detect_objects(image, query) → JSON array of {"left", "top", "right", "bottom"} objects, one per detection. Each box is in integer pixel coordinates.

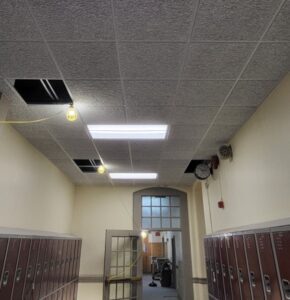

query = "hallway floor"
[{"left": 142, "top": 274, "right": 179, "bottom": 300}]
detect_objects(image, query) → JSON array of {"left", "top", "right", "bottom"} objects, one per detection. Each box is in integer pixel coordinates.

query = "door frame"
[{"left": 133, "top": 187, "right": 194, "bottom": 300}]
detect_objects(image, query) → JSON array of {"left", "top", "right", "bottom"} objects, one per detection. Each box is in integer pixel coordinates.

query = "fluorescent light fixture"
[
  {"left": 87, "top": 125, "right": 168, "bottom": 140},
  {"left": 109, "top": 173, "right": 158, "bottom": 180}
]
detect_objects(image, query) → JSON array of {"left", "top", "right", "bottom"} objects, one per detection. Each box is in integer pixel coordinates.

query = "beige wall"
[
  {"left": 202, "top": 73, "right": 290, "bottom": 233},
  {"left": 0, "top": 125, "right": 75, "bottom": 233}
]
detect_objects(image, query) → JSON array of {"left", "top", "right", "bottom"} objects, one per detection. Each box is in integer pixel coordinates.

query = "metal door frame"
[{"left": 103, "top": 230, "right": 142, "bottom": 300}]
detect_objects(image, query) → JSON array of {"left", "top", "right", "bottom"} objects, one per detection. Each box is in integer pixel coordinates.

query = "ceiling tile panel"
[
  {"left": 215, "top": 107, "right": 256, "bottom": 125},
  {"left": 165, "top": 139, "right": 200, "bottom": 152},
  {"left": 173, "top": 106, "right": 218, "bottom": 125},
  {"left": 28, "top": 0, "right": 114, "bottom": 41},
  {"left": 96, "top": 141, "right": 130, "bottom": 160},
  {"left": 226, "top": 80, "right": 278, "bottom": 106},
  {"left": 57, "top": 138, "right": 98, "bottom": 158},
  {"left": 182, "top": 43, "right": 255, "bottom": 79},
  {"left": 176, "top": 80, "right": 234, "bottom": 106},
  {"left": 66, "top": 80, "right": 124, "bottom": 106},
  {"left": 161, "top": 151, "right": 194, "bottom": 160},
  {"left": 12, "top": 124, "right": 51, "bottom": 140},
  {"left": 193, "top": 148, "right": 217, "bottom": 159},
  {"left": 191, "top": 0, "right": 281, "bottom": 41},
  {"left": 124, "top": 80, "right": 177, "bottom": 106},
  {"left": 205, "top": 124, "right": 240, "bottom": 144},
  {"left": 159, "top": 159, "right": 189, "bottom": 169},
  {"left": 242, "top": 42, "right": 290, "bottom": 80},
  {"left": 132, "top": 160, "right": 160, "bottom": 170},
  {"left": 0, "top": 42, "right": 59, "bottom": 78},
  {"left": 0, "top": 0, "right": 41, "bottom": 41},
  {"left": 49, "top": 42, "right": 119, "bottom": 79},
  {"left": 264, "top": 0, "right": 290, "bottom": 41},
  {"left": 131, "top": 141, "right": 165, "bottom": 160},
  {"left": 46, "top": 124, "right": 88, "bottom": 139},
  {"left": 113, "top": 0, "right": 197, "bottom": 41},
  {"left": 106, "top": 159, "right": 132, "bottom": 172},
  {"left": 118, "top": 42, "right": 186, "bottom": 79},
  {"left": 169, "top": 124, "right": 208, "bottom": 140}
]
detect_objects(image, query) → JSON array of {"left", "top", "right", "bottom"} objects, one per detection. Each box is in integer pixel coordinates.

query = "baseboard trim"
[{"left": 79, "top": 275, "right": 103, "bottom": 283}]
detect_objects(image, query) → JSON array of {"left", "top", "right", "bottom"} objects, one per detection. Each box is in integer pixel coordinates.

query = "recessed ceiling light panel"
[
  {"left": 87, "top": 125, "right": 168, "bottom": 140},
  {"left": 109, "top": 173, "right": 158, "bottom": 179}
]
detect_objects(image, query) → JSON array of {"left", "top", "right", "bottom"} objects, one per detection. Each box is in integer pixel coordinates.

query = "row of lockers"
[
  {"left": 204, "top": 227, "right": 290, "bottom": 300},
  {"left": 0, "top": 236, "right": 82, "bottom": 300},
  {"left": 42, "top": 280, "right": 78, "bottom": 300}
]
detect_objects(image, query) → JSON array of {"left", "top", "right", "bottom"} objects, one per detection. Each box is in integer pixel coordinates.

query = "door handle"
[
  {"left": 250, "top": 271, "right": 256, "bottom": 288},
  {"left": 238, "top": 268, "right": 244, "bottom": 284},
  {"left": 282, "top": 279, "right": 290, "bottom": 299},
  {"left": 264, "top": 274, "right": 271, "bottom": 294}
]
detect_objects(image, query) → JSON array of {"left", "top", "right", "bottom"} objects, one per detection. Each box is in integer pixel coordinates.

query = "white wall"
[
  {"left": 0, "top": 125, "right": 75, "bottom": 234},
  {"left": 202, "top": 73, "right": 290, "bottom": 233}
]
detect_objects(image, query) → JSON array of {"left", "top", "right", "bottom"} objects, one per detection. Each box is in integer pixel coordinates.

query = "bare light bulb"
[
  {"left": 97, "top": 165, "right": 106, "bottom": 174},
  {"left": 141, "top": 230, "right": 148, "bottom": 239},
  {"left": 66, "top": 104, "right": 77, "bottom": 122}
]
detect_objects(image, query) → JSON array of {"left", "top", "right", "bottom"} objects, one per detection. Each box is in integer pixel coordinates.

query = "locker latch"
[
  {"left": 216, "top": 262, "right": 220, "bottom": 275},
  {"left": 222, "top": 264, "right": 227, "bottom": 278},
  {"left": 264, "top": 274, "right": 272, "bottom": 294},
  {"left": 238, "top": 269, "right": 244, "bottom": 284},
  {"left": 229, "top": 266, "right": 234, "bottom": 280},
  {"left": 282, "top": 279, "right": 290, "bottom": 299},
  {"left": 16, "top": 268, "right": 22, "bottom": 282},
  {"left": 1, "top": 271, "right": 9, "bottom": 287},
  {"left": 250, "top": 271, "right": 256, "bottom": 288},
  {"left": 27, "top": 266, "right": 32, "bottom": 279},
  {"left": 212, "top": 269, "right": 216, "bottom": 283}
]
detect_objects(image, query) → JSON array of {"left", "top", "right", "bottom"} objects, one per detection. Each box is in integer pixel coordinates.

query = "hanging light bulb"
[
  {"left": 141, "top": 230, "right": 148, "bottom": 239},
  {"left": 97, "top": 165, "right": 106, "bottom": 174},
  {"left": 66, "top": 104, "right": 77, "bottom": 122}
]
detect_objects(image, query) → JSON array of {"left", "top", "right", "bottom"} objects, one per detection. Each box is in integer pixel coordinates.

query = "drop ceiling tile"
[
  {"left": 5, "top": 105, "right": 35, "bottom": 122},
  {"left": 165, "top": 138, "right": 200, "bottom": 152},
  {"left": 215, "top": 107, "right": 256, "bottom": 125},
  {"left": 169, "top": 124, "right": 208, "bottom": 140},
  {"left": 126, "top": 105, "right": 172, "bottom": 124},
  {"left": 179, "top": 174, "right": 195, "bottom": 185},
  {"left": 49, "top": 42, "right": 119, "bottom": 79},
  {"left": 182, "top": 43, "right": 255, "bottom": 79},
  {"left": 51, "top": 159, "right": 81, "bottom": 176},
  {"left": 132, "top": 160, "right": 160, "bottom": 170},
  {"left": 27, "top": 138, "right": 68, "bottom": 159},
  {"left": 0, "top": 0, "right": 41, "bottom": 41},
  {"left": 66, "top": 80, "right": 124, "bottom": 106},
  {"left": 193, "top": 148, "right": 217, "bottom": 159},
  {"left": 130, "top": 141, "right": 165, "bottom": 159},
  {"left": 161, "top": 151, "right": 194, "bottom": 160},
  {"left": 118, "top": 42, "right": 186, "bottom": 79},
  {"left": 0, "top": 42, "right": 59, "bottom": 78},
  {"left": 105, "top": 159, "right": 132, "bottom": 172},
  {"left": 264, "top": 1, "right": 290, "bottom": 41},
  {"left": 191, "top": 0, "right": 280, "bottom": 41},
  {"left": 226, "top": 80, "right": 278, "bottom": 106},
  {"left": 241, "top": 43, "right": 290, "bottom": 80},
  {"left": 12, "top": 124, "right": 51, "bottom": 140},
  {"left": 57, "top": 138, "right": 98, "bottom": 158},
  {"left": 159, "top": 168, "right": 184, "bottom": 178},
  {"left": 205, "top": 124, "right": 240, "bottom": 143},
  {"left": 176, "top": 80, "right": 233, "bottom": 106},
  {"left": 96, "top": 141, "right": 130, "bottom": 160},
  {"left": 86, "top": 174, "right": 110, "bottom": 184},
  {"left": 113, "top": 0, "right": 196, "bottom": 41},
  {"left": 173, "top": 106, "right": 218, "bottom": 125},
  {"left": 46, "top": 124, "right": 88, "bottom": 139},
  {"left": 78, "top": 106, "right": 126, "bottom": 124},
  {"left": 159, "top": 159, "right": 189, "bottom": 169},
  {"left": 28, "top": 0, "right": 114, "bottom": 40},
  {"left": 124, "top": 80, "right": 177, "bottom": 106}
]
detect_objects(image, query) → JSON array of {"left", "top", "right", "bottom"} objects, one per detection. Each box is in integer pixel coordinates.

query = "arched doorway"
[{"left": 133, "top": 187, "right": 194, "bottom": 300}]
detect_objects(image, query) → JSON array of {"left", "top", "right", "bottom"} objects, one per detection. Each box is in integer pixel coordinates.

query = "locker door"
[
  {"left": 226, "top": 235, "right": 241, "bottom": 299},
  {"left": 57, "top": 288, "right": 63, "bottom": 300},
  {"left": 73, "top": 280, "right": 79, "bottom": 300},
  {"left": 23, "top": 239, "right": 40, "bottom": 300},
  {"left": 47, "top": 239, "right": 58, "bottom": 295},
  {"left": 33, "top": 239, "right": 48, "bottom": 299},
  {"left": 0, "top": 238, "right": 21, "bottom": 300},
  {"left": 220, "top": 235, "right": 232, "bottom": 300},
  {"left": 209, "top": 237, "right": 219, "bottom": 298},
  {"left": 60, "top": 240, "right": 68, "bottom": 286},
  {"left": 54, "top": 240, "right": 63, "bottom": 290},
  {"left": 272, "top": 230, "right": 290, "bottom": 300},
  {"left": 244, "top": 234, "right": 265, "bottom": 299},
  {"left": 40, "top": 239, "right": 54, "bottom": 298},
  {"left": 214, "top": 237, "right": 224, "bottom": 299},
  {"left": 11, "top": 238, "right": 32, "bottom": 300},
  {"left": 256, "top": 232, "right": 281, "bottom": 300},
  {"left": 204, "top": 238, "right": 213, "bottom": 295},
  {"left": 76, "top": 240, "right": 82, "bottom": 278},
  {"left": 69, "top": 240, "right": 76, "bottom": 283},
  {"left": 234, "top": 235, "right": 252, "bottom": 300},
  {"left": 64, "top": 240, "right": 71, "bottom": 284},
  {"left": 0, "top": 238, "right": 9, "bottom": 280}
]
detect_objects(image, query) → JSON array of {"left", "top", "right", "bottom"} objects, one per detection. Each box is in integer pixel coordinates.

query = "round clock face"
[{"left": 194, "top": 163, "right": 211, "bottom": 180}]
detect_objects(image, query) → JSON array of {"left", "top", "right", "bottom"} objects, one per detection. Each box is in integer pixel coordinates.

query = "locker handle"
[
  {"left": 27, "top": 266, "right": 32, "bottom": 279},
  {"left": 50, "top": 261, "right": 54, "bottom": 271},
  {"left": 229, "top": 266, "right": 234, "bottom": 280},
  {"left": 36, "top": 264, "right": 41, "bottom": 276},
  {"left": 264, "top": 274, "right": 271, "bottom": 294},
  {"left": 282, "top": 279, "right": 290, "bottom": 299},
  {"left": 212, "top": 269, "right": 216, "bottom": 283},
  {"left": 16, "top": 268, "right": 22, "bottom": 282},
  {"left": 222, "top": 264, "right": 227, "bottom": 278},
  {"left": 215, "top": 262, "right": 220, "bottom": 275},
  {"left": 250, "top": 271, "right": 256, "bottom": 288},
  {"left": 44, "top": 262, "right": 48, "bottom": 273},
  {"left": 238, "top": 268, "right": 244, "bottom": 284},
  {"left": 2, "top": 271, "right": 9, "bottom": 287}
]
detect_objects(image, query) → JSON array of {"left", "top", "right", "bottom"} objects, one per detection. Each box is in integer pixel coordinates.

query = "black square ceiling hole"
[
  {"left": 14, "top": 79, "right": 72, "bottom": 105},
  {"left": 73, "top": 159, "right": 102, "bottom": 173},
  {"left": 184, "top": 160, "right": 204, "bottom": 173}
]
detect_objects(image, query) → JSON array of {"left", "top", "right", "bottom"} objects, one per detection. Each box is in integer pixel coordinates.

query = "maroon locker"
[
  {"left": 213, "top": 237, "right": 224, "bottom": 299},
  {"left": 57, "top": 288, "right": 63, "bottom": 300},
  {"left": 209, "top": 237, "right": 219, "bottom": 298},
  {"left": 73, "top": 280, "right": 79, "bottom": 300},
  {"left": 226, "top": 235, "right": 241, "bottom": 299},
  {"left": 60, "top": 240, "right": 68, "bottom": 286},
  {"left": 272, "top": 230, "right": 290, "bottom": 300},
  {"left": 11, "top": 238, "right": 32, "bottom": 300},
  {"left": 73, "top": 241, "right": 80, "bottom": 280},
  {"left": 47, "top": 239, "right": 59, "bottom": 295},
  {"left": 64, "top": 240, "right": 72, "bottom": 284},
  {"left": 33, "top": 239, "right": 48, "bottom": 299},
  {"left": 0, "top": 238, "right": 9, "bottom": 281},
  {"left": 204, "top": 238, "right": 213, "bottom": 295},
  {"left": 23, "top": 239, "right": 40, "bottom": 299},
  {"left": 256, "top": 232, "right": 281, "bottom": 300},
  {"left": 54, "top": 240, "right": 63, "bottom": 290},
  {"left": 69, "top": 240, "right": 76, "bottom": 282},
  {"left": 76, "top": 240, "right": 82, "bottom": 278},
  {"left": 68, "top": 282, "right": 74, "bottom": 300},
  {"left": 0, "top": 238, "right": 21, "bottom": 299},
  {"left": 40, "top": 239, "right": 54, "bottom": 298},
  {"left": 244, "top": 234, "right": 265, "bottom": 299},
  {"left": 220, "top": 235, "right": 232, "bottom": 299},
  {"left": 233, "top": 235, "right": 252, "bottom": 299}
]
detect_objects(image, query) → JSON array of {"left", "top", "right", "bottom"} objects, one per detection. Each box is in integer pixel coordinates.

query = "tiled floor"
[{"left": 142, "top": 274, "right": 179, "bottom": 300}]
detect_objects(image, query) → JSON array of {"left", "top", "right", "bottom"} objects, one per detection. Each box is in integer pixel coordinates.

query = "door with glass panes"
[{"left": 103, "top": 230, "right": 142, "bottom": 300}]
